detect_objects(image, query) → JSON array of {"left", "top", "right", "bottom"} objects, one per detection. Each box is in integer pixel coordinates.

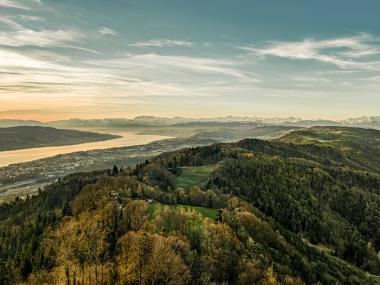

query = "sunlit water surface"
[{"left": 0, "top": 130, "right": 169, "bottom": 167}]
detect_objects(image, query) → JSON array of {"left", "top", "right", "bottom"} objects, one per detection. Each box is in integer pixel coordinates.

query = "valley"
[
  {"left": 0, "top": 126, "right": 379, "bottom": 284},
  {"left": 0, "top": 123, "right": 296, "bottom": 202}
]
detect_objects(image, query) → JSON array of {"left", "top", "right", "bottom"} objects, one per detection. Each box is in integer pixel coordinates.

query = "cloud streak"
[
  {"left": 0, "top": 46, "right": 261, "bottom": 103},
  {"left": 87, "top": 53, "right": 259, "bottom": 84},
  {"left": 130, "top": 39, "right": 194, "bottom": 47},
  {"left": 0, "top": 0, "right": 30, "bottom": 10},
  {"left": 0, "top": 15, "right": 23, "bottom": 29},
  {"left": 241, "top": 34, "right": 380, "bottom": 70},
  {"left": 98, "top": 27, "right": 118, "bottom": 36},
  {"left": 17, "top": 14, "right": 44, "bottom": 21},
  {"left": 0, "top": 29, "right": 84, "bottom": 47}
]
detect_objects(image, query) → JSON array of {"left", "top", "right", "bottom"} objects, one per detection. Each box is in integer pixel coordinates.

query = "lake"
[{"left": 0, "top": 130, "right": 169, "bottom": 167}]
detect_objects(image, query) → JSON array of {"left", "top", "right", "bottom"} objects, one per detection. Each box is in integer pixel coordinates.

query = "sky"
[{"left": 0, "top": 0, "right": 380, "bottom": 121}]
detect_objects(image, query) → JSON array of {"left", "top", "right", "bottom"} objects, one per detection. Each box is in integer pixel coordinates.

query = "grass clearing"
[
  {"left": 173, "top": 204, "right": 218, "bottom": 219},
  {"left": 148, "top": 201, "right": 218, "bottom": 220},
  {"left": 176, "top": 163, "right": 220, "bottom": 190}
]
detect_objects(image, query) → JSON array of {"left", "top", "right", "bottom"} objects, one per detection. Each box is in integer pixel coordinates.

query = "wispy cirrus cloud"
[
  {"left": 87, "top": 53, "right": 259, "bottom": 83},
  {"left": 0, "top": 48, "right": 110, "bottom": 95},
  {"left": 0, "top": 15, "right": 23, "bottom": 29},
  {"left": 130, "top": 39, "right": 194, "bottom": 47},
  {"left": 17, "top": 14, "right": 44, "bottom": 21},
  {"left": 0, "top": 14, "right": 44, "bottom": 29},
  {"left": 0, "top": 29, "right": 84, "bottom": 47},
  {"left": 0, "top": 0, "right": 30, "bottom": 10},
  {"left": 98, "top": 27, "right": 118, "bottom": 36},
  {"left": 241, "top": 33, "right": 380, "bottom": 70},
  {"left": 0, "top": 49, "right": 54, "bottom": 69},
  {"left": 0, "top": 45, "right": 261, "bottom": 102},
  {"left": 0, "top": 50, "right": 201, "bottom": 99}
]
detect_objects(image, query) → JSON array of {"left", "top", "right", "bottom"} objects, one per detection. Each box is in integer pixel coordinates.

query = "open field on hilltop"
[
  {"left": 176, "top": 163, "right": 221, "bottom": 190},
  {"left": 148, "top": 201, "right": 218, "bottom": 220}
]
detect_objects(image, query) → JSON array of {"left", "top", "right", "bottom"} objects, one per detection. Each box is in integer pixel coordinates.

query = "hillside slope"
[
  {"left": 0, "top": 126, "right": 119, "bottom": 151},
  {"left": 279, "top": 126, "right": 380, "bottom": 172},
  {"left": 0, "top": 126, "right": 379, "bottom": 285}
]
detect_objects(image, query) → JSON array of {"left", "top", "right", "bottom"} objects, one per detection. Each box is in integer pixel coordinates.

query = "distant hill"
[
  {"left": 190, "top": 125, "right": 299, "bottom": 142},
  {"left": 0, "top": 119, "right": 47, "bottom": 128},
  {"left": 280, "top": 119, "right": 340, "bottom": 127},
  {"left": 279, "top": 126, "right": 380, "bottom": 172},
  {"left": 48, "top": 118, "right": 151, "bottom": 129},
  {"left": 0, "top": 126, "right": 120, "bottom": 151},
  {"left": 342, "top": 116, "right": 380, "bottom": 129}
]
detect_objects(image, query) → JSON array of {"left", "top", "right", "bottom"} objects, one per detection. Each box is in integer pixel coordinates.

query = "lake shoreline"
[{"left": 0, "top": 131, "right": 170, "bottom": 167}]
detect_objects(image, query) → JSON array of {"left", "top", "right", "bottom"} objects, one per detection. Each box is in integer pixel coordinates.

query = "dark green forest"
[{"left": 0, "top": 126, "right": 379, "bottom": 284}]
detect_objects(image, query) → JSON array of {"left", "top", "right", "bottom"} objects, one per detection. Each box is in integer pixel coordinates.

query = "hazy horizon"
[
  {"left": 1, "top": 0, "right": 380, "bottom": 121},
  {"left": 1, "top": 114, "right": 380, "bottom": 124}
]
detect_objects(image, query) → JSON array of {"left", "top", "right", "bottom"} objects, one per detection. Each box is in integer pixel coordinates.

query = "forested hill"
[
  {"left": 0, "top": 126, "right": 379, "bottom": 284},
  {"left": 279, "top": 126, "right": 380, "bottom": 172},
  {"left": 0, "top": 126, "right": 119, "bottom": 151}
]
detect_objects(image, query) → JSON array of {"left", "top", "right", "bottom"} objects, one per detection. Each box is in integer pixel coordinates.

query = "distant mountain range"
[
  {"left": 0, "top": 115, "right": 379, "bottom": 129},
  {"left": 0, "top": 119, "right": 47, "bottom": 128}
]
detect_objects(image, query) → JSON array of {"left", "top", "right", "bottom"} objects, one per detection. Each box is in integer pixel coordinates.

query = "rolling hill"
[
  {"left": 279, "top": 126, "right": 380, "bottom": 172},
  {"left": 0, "top": 126, "right": 379, "bottom": 284},
  {"left": 0, "top": 126, "right": 120, "bottom": 151}
]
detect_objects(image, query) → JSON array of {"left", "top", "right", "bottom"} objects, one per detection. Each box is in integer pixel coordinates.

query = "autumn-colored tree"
[
  {"left": 121, "top": 200, "right": 148, "bottom": 232},
  {"left": 117, "top": 231, "right": 190, "bottom": 285},
  {"left": 200, "top": 220, "right": 242, "bottom": 283}
]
